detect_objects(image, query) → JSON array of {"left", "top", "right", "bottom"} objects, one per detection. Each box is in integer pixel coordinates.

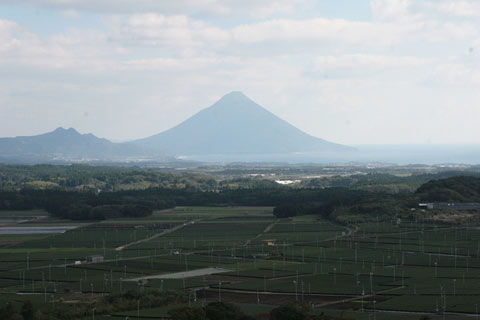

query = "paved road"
[{"left": 125, "top": 267, "right": 232, "bottom": 281}]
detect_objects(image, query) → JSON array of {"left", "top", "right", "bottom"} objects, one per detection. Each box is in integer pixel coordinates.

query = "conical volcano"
[{"left": 133, "top": 91, "right": 353, "bottom": 156}]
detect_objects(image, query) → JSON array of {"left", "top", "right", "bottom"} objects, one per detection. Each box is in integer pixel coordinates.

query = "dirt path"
[
  {"left": 314, "top": 285, "right": 404, "bottom": 308},
  {"left": 115, "top": 220, "right": 198, "bottom": 251},
  {"left": 243, "top": 219, "right": 280, "bottom": 247}
]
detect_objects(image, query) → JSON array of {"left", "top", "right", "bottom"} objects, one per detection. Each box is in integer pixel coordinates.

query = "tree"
[
  {"left": 205, "top": 302, "right": 244, "bottom": 320},
  {"left": 21, "top": 300, "right": 35, "bottom": 320},
  {"left": 270, "top": 305, "right": 306, "bottom": 320},
  {"left": 169, "top": 307, "right": 207, "bottom": 320},
  {"left": 0, "top": 302, "right": 21, "bottom": 320}
]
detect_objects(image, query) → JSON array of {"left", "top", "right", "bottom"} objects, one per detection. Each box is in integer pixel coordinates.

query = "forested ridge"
[
  {"left": 2, "top": 164, "right": 480, "bottom": 194},
  {"left": 416, "top": 176, "right": 480, "bottom": 202},
  {"left": 0, "top": 185, "right": 410, "bottom": 222},
  {"left": 1, "top": 164, "right": 479, "bottom": 222}
]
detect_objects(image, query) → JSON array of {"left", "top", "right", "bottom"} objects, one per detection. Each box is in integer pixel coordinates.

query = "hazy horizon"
[{"left": 1, "top": 0, "right": 480, "bottom": 146}]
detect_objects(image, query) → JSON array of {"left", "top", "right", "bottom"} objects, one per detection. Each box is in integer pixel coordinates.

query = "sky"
[{"left": 1, "top": 0, "right": 480, "bottom": 145}]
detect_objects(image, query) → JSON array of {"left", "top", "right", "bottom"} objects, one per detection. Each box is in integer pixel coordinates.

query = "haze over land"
[
  {"left": 2, "top": 90, "right": 479, "bottom": 164},
  {"left": 1, "top": 90, "right": 480, "bottom": 164},
  {"left": 1, "top": 0, "right": 480, "bottom": 152},
  {"left": 0, "top": 92, "right": 354, "bottom": 162}
]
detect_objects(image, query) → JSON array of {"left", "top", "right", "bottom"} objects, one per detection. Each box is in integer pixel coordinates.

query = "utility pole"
[
  {"left": 218, "top": 282, "right": 222, "bottom": 302},
  {"left": 293, "top": 280, "right": 298, "bottom": 301},
  {"left": 361, "top": 288, "right": 364, "bottom": 312},
  {"left": 369, "top": 272, "right": 373, "bottom": 293}
]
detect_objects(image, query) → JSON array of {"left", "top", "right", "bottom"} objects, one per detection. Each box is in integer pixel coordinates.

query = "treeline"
[
  {"left": 168, "top": 301, "right": 337, "bottom": 320},
  {"left": 1, "top": 175, "right": 477, "bottom": 222},
  {"left": 0, "top": 189, "right": 175, "bottom": 220},
  {"left": 0, "top": 293, "right": 338, "bottom": 320},
  {"left": 275, "top": 176, "right": 480, "bottom": 222},
  {"left": 0, "top": 164, "right": 280, "bottom": 192},
  {"left": 0, "top": 187, "right": 373, "bottom": 220},
  {"left": 416, "top": 176, "right": 480, "bottom": 202},
  {"left": 299, "top": 171, "right": 480, "bottom": 194},
  {"left": 3, "top": 164, "right": 480, "bottom": 198},
  {"left": 0, "top": 164, "right": 217, "bottom": 192},
  {"left": 0, "top": 289, "right": 187, "bottom": 320},
  {"left": 273, "top": 190, "right": 410, "bottom": 223}
]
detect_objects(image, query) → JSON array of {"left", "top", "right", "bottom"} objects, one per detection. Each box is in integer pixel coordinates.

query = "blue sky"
[
  {"left": 0, "top": 4, "right": 104, "bottom": 36},
  {"left": 1, "top": 0, "right": 479, "bottom": 145},
  {"left": 0, "top": 1, "right": 372, "bottom": 36}
]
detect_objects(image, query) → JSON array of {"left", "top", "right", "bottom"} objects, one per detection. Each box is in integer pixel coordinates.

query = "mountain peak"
[
  {"left": 134, "top": 92, "right": 354, "bottom": 156},
  {"left": 215, "top": 91, "right": 251, "bottom": 105},
  {"left": 222, "top": 91, "right": 247, "bottom": 99},
  {"left": 53, "top": 127, "right": 79, "bottom": 135}
]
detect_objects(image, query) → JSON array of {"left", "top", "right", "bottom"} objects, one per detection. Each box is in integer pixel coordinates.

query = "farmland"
[{"left": 0, "top": 206, "right": 479, "bottom": 319}]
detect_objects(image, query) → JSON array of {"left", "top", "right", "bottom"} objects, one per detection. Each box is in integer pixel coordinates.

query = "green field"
[{"left": 2, "top": 207, "right": 480, "bottom": 319}]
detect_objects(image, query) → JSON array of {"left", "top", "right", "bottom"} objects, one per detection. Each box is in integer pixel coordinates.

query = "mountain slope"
[
  {"left": 133, "top": 91, "right": 354, "bottom": 156},
  {"left": 0, "top": 127, "right": 155, "bottom": 161}
]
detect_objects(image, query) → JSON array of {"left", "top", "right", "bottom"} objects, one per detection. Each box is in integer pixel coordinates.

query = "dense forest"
[
  {"left": 298, "top": 171, "right": 480, "bottom": 193},
  {"left": 1, "top": 164, "right": 479, "bottom": 222},
  {"left": 416, "top": 176, "right": 480, "bottom": 202},
  {"left": 0, "top": 180, "right": 428, "bottom": 223},
  {"left": 1, "top": 164, "right": 480, "bottom": 194},
  {"left": 0, "top": 187, "right": 368, "bottom": 220},
  {"left": 0, "top": 164, "right": 218, "bottom": 191},
  {"left": 0, "top": 188, "right": 176, "bottom": 220},
  {"left": 275, "top": 176, "right": 480, "bottom": 223}
]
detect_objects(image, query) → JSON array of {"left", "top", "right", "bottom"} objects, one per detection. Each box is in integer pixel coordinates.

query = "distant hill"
[
  {"left": 0, "top": 127, "right": 161, "bottom": 162},
  {"left": 132, "top": 91, "right": 354, "bottom": 157},
  {"left": 415, "top": 176, "right": 480, "bottom": 202}
]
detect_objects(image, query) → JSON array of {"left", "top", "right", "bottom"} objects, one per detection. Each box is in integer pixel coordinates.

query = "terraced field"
[{"left": 1, "top": 207, "right": 480, "bottom": 319}]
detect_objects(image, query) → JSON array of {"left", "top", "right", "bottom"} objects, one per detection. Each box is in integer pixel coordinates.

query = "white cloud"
[
  {"left": 427, "top": 1, "right": 480, "bottom": 18},
  {"left": 114, "top": 14, "right": 229, "bottom": 54},
  {"left": 2, "top": 0, "right": 480, "bottom": 144},
  {"left": 0, "top": 18, "right": 127, "bottom": 72},
  {"left": 0, "top": 0, "right": 304, "bottom": 18},
  {"left": 427, "top": 53, "right": 480, "bottom": 86},
  {"left": 373, "top": 0, "right": 480, "bottom": 20},
  {"left": 370, "top": 0, "right": 412, "bottom": 21},
  {"left": 1, "top": 6, "right": 476, "bottom": 74},
  {"left": 109, "top": 14, "right": 477, "bottom": 59},
  {"left": 312, "top": 54, "right": 428, "bottom": 78}
]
